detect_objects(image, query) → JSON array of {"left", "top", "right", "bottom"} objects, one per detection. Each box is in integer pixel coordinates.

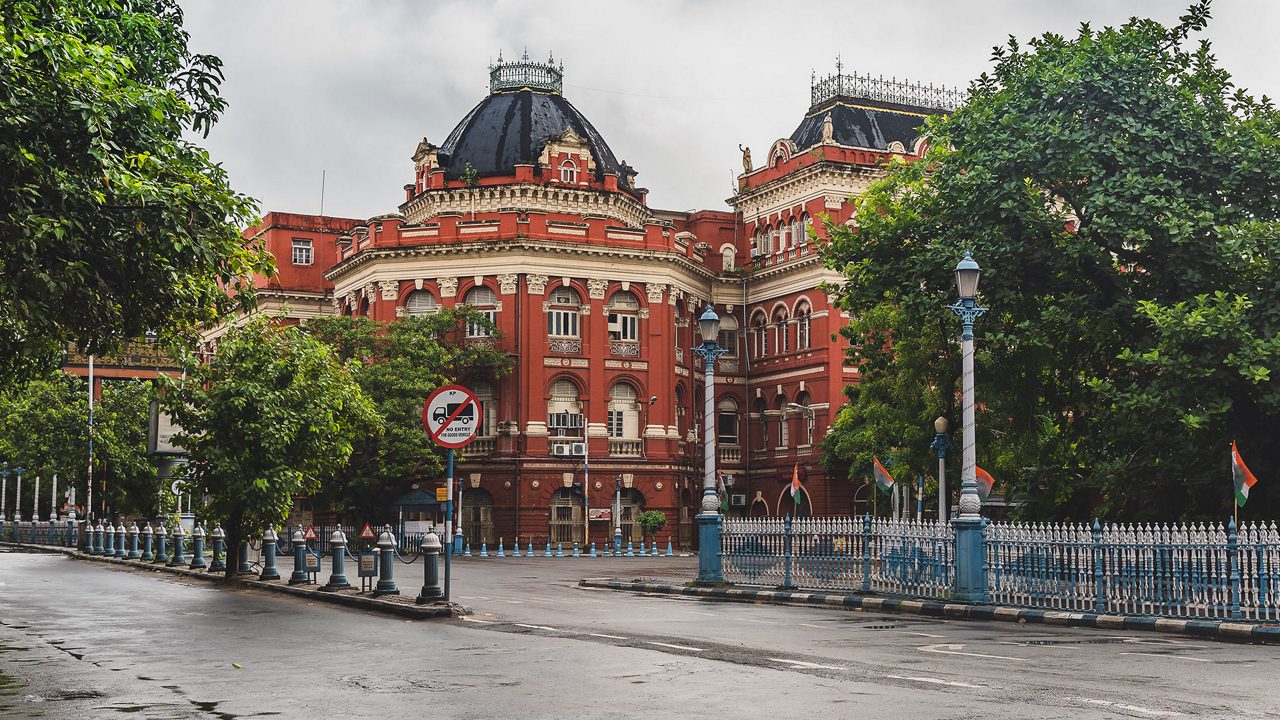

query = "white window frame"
[
  {"left": 560, "top": 160, "right": 579, "bottom": 184},
  {"left": 291, "top": 238, "right": 313, "bottom": 266}
]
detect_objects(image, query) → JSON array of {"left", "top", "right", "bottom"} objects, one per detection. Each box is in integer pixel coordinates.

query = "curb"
[
  {"left": 2, "top": 541, "right": 456, "bottom": 620},
  {"left": 579, "top": 578, "right": 1280, "bottom": 644}
]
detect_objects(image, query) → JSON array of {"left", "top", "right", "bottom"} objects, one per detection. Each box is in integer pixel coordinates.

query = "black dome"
[
  {"left": 438, "top": 87, "right": 635, "bottom": 194},
  {"left": 790, "top": 96, "right": 929, "bottom": 153}
]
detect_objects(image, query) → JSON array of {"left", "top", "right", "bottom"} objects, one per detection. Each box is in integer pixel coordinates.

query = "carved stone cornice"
[
  {"left": 437, "top": 277, "right": 458, "bottom": 297},
  {"left": 526, "top": 274, "right": 549, "bottom": 295},
  {"left": 400, "top": 182, "right": 652, "bottom": 229},
  {"left": 586, "top": 278, "right": 608, "bottom": 300},
  {"left": 497, "top": 273, "right": 519, "bottom": 294}
]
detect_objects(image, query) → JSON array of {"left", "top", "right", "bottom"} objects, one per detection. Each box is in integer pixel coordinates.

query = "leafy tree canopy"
[
  {"left": 0, "top": 0, "right": 270, "bottom": 383},
  {"left": 303, "top": 309, "right": 512, "bottom": 520},
  {"left": 158, "top": 318, "right": 379, "bottom": 575},
  {"left": 823, "top": 2, "right": 1280, "bottom": 521}
]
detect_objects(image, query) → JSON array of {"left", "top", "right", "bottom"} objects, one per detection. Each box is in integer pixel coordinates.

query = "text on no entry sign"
[{"left": 423, "top": 384, "right": 482, "bottom": 448}]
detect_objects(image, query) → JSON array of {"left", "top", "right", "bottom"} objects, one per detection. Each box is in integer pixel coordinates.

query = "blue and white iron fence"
[
  {"left": 0, "top": 519, "right": 78, "bottom": 547},
  {"left": 722, "top": 516, "right": 953, "bottom": 599},
  {"left": 987, "top": 519, "right": 1280, "bottom": 620}
]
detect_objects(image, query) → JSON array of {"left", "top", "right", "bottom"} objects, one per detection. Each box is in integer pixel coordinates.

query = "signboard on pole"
[
  {"left": 358, "top": 523, "right": 375, "bottom": 540},
  {"left": 357, "top": 551, "right": 378, "bottom": 577},
  {"left": 422, "top": 385, "right": 482, "bottom": 449},
  {"left": 435, "top": 487, "right": 448, "bottom": 502},
  {"left": 303, "top": 525, "right": 318, "bottom": 541},
  {"left": 588, "top": 508, "right": 612, "bottom": 521}
]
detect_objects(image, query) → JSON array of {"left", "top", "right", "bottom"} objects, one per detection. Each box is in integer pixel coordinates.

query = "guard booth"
[{"left": 392, "top": 488, "right": 440, "bottom": 540}]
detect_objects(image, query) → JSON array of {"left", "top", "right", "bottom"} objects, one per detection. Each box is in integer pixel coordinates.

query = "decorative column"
[{"left": 692, "top": 305, "right": 728, "bottom": 585}]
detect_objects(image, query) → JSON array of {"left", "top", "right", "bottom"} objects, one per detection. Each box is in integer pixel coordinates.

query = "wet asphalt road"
[{"left": 1, "top": 549, "right": 1278, "bottom": 719}]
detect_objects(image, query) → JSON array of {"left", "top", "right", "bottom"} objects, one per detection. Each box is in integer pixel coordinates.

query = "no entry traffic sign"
[{"left": 423, "top": 384, "right": 482, "bottom": 449}]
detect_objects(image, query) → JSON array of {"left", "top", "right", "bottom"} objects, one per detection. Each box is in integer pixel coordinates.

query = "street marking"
[
  {"left": 514, "top": 623, "right": 561, "bottom": 632},
  {"left": 917, "top": 644, "right": 1018, "bottom": 661},
  {"left": 587, "top": 633, "right": 629, "bottom": 640},
  {"left": 1121, "top": 650, "right": 1208, "bottom": 661},
  {"left": 769, "top": 658, "right": 845, "bottom": 671},
  {"left": 1072, "top": 697, "right": 1183, "bottom": 717},
  {"left": 688, "top": 611, "right": 718, "bottom": 617},
  {"left": 460, "top": 617, "right": 493, "bottom": 624},
  {"left": 886, "top": 674, "right": 984, "bottom": 689},
  {"left": 799, "top": 623, "right": 826, "bottom": 629},
  {"left": 899, "top": 631, "right": 945, "bottom": 638},
  {"left": 743, "top": 618, "right": 776, "bottom": 625},
  {"left": 644, "top": 641, "right": 704, "bottom": 652},
  {"left": 999, "top": 641, "right": 1079, "bottom": 649}
]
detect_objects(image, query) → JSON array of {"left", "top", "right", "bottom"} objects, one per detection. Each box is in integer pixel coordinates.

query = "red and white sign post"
[{"left": 422, "top": 384, "right": 481, "bottom": 602}]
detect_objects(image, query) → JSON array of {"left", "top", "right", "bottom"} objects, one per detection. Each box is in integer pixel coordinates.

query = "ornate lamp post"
[
  {"left": 692, "top": 305, "right": 728, "bottom": 584},
  {"left": 613, "top": 474, "right": 623, "bottom": 556},
  {"left": 12, "top": 466, "right": 24, "bottom": 522},
  {"left": 930, "top": 417, "right": 952, "bottom": 522},
  {"left": 947, "top": 252, "right": 989, "bottom": 602},
  {"left": 0, "top": 462, "right": 9, "bottom": 522}
]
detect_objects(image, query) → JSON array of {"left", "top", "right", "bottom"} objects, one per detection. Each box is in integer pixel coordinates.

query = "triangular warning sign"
[
  {"left": 359, "top": 523, "right": 375, "bottom": 539},
  {"left": 303, "top": 525, "right": 318, "bottom": 540}
]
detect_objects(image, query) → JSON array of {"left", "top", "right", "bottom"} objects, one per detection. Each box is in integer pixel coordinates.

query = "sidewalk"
[
  {"left": 1, "top": 541, "right": 458, "bottom": 620},
  {"left": 579, "top": 576, "right": 1280, "bottom": 644}
]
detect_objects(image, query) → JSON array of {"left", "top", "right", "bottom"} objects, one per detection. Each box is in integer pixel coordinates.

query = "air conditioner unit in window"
[
  {"left": 729, "top": 493, "right": 747, "bottom": 507},
  {"left": 749, "top": 248, "right": 762, "bottom": 258},
  {"left": 551, "top": 443, "right": 572, "bottom": 457},
  {"left": 570, "top": 442, "right": 588, "bottom": 457}
]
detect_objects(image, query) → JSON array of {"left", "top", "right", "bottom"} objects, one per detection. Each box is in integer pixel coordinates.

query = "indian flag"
[
  {"left": 872, "top": 456, "right": 895, "bottom": 492},
  {"left": 1232, "top": 440, "right": 1259, "bottom": 507},
  {"left": 789, "top": 463, "right": 801, "bottom": 497},
  {"left": 975, "top": 466, "right": 996, "bottom": 502}
]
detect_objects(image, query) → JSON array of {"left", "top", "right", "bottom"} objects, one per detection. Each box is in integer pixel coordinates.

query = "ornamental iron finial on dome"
[
  {"left": 810, "top": 59, "right": 965, "bottom": 112},
  {"left": 489, "top": 48, "right": 564, "bottom": 94}
]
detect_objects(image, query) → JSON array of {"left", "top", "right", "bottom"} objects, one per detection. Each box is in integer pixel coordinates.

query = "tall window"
[
  {"left": 548, "top": 378, "right": 584, "bottom": 438},
  {"left": 608, "top": 382, "right": 639, "bottom": 438},
  {"left": 473, "top": 380, "right": 496, "bottom": 438},
  {"left": 464, "top": 285, "right": 498, "bottom": 337},
  {"left": 721, "top": 246, "right": 734, "bottom": 271},
  {"left": 792, "top": 218, "right": 803, "bottom": 246},
  {"left": 751, "top": 311, "right": 768, "bottom": 358},
  {"left": 560, "top": 160, "right": 578, "bottom": 183},
  {"left": 795, "top": 301, "right": 812, "bottom": 350},
  {"left": 801, "top": 213, "right": 812, "bottom": 242},
  {"left": 607, "top": 291, "right": 640, "bottom": 342},
  {"left": 717, "top": 397, "right": 739, "bottom": 445},
  {"left": 775, "top": 396, "right": 790, "bottom": 448},
  {"left": 773, "top": 307, "right": 790, "bottom": 353},
  {"left": 405, "top": 290, "right": 438, "bottom": 316},
  {"left": 547, "top": 286, "right": 581, "bottom": 337},
  {"left": 795, "top": 391, "right": 815, "bottom": 446},
  {"left": 718, "top": 315, "right": 739, "bottom": 358},
  {"left": 291, "top": 238, "right": 313, "bottom": 266}
]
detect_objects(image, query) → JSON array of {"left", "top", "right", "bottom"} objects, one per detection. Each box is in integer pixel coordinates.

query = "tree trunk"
[{"left": 223, "top": 515, "right": 243, "bottom": 580}]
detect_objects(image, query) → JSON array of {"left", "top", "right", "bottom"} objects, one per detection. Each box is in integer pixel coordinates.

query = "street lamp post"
[
  {"left": 692, "top": 305, "right": 728, "bottom": 584},
  {"left": 613, "top": 475, "right": 623, "bottom": 556},
  {"left": 931, "top": 417, "right": 952, "bottom": 523},
  {"left": 0, "top": 463, "right": 9, "bottom": 522},
  {"left": 12, "top": 466, "right": 24, "bottom": 522},
  {"left": 947, "top": 251, "right": 989, "bottom": 603}
]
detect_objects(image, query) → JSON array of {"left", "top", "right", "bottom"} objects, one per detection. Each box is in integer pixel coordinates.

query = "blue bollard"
[
  {"left": 512, "top": 540, "right": 520, "bottom": 558},
  {"left": 666, "top": 541, "right": 674, "bottom": 557},
  {"left": 154, "top": 522, "right": 169, "bottom": 564},
  {"left": 590, "top": 542, "right": 597, "bottom": 557},
  {"left": 237, "top": 540, "right": 253, "bottom": 574},
  {"left": 127, "top": 522, "right": 141, "bottom": 559},
  {"left": 555, "top": 543, "right": 564, "bottom": 558},
  {"left": 544, "top": 541, "right": 552, "bottom": 557},
  {"left": 653, "top": 541, "right": 659, "bottom": 556},
  {"left": 114, "top": 523, "right": 127, "bottom": 558},
  {"left": 288, "top": 526, "right": 309, "bottom": 585},
  {"left": 415, "top": 531, "right": 443, "bottom": 603},
  {"left": 479, "top": 541, "right": 488, "bottom": 558},
  {"left": 93, "top": 521, "right": 105, "bottom": 555},
  {"left": 209, "top": 524, "right": 226, "bottom": 573},
  {"left": 626, "top": 541, "right": 635, "bottom": 557},
  {"left": 496, "top": 540, "right": 505, "bottom": 558},
  {"left": 141, "top": 523, "right": 154, "bottom": 561},
  {"left": 259, "top": 528, "right": 279, "bottom": 580},
  {"left": 572, "top": 542, "right": 580, "bottom": 558},
  {"left": 638, "top": 541, "right": 648, "bottom": 557},
  {"left": 103, "top": 523, "right": 115, "bottom": 557},
  {"left": 169, "top": 525, "right": 187, "bottom": 566},
  {"left": 189, "top": 524, "right": 207, "bottom": 570},
  {"left": 68, "top": 519, "right": 78, "bottom": 549},
  {"left": 374, "top": 526, "right": 398, "bottom": 596},
  {"left": 322, "top": 525, "right": 349, "bottom": 590},
  {"left": 464, "top": 541, "right": 472, "bottom": 557}
]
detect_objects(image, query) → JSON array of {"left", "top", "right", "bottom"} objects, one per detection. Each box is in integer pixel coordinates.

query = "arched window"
[
  {"left": 775, "top": 395, "right": 790, "bottom": 448},
  {"left": 464, "top": 285, "right": 498, "bottom": 337},
  {"left": 717, "top": 314, "right": 739, "bottom": 358},
  {"left": 607, "top": 381, "right": 640, "bottom": 439},
  {"left": 617, "top": 489, "right": 645, "bottom": 544},
  {"left": 721, "top": 246, "right": 734, "bottom": 271},
  {"left": 560, "top": 160, "right": 578, "bottom": 184},
  {"left": 607, "top": 291, "right": 640, "bottom": 343},
  {"left": 770, "top": 225, "right": 780, "bottom": 254},
  {"left": 549, "top": 489, "right": 583, "bottom": 545},
  {"left": 717, "top": 397, "right": 739, "bottom": 446},
  {"left": 547, "top": 286, "right": 581, "bottom": 338},
  {"left": 801, "top": 213, "right": 812, "bottom": 242},
  {"left": 751, "top": 311, "right": 768, "bottom": 358},
  {"left": 795, "top": 301, "right": 812, "bottom": 350},
  {"left": 405, "top": 290, "right": 438, "bottom": 316},
  {"left": 473, "top": 380, "right": 497, "bottom": 438},
  {"left": 792, "top": 218, "right": 803, "bottom": 246},
  {"left": 461, "top": 488, "right": 494, "bottom": 548},
  {"left": 547, "top": 378, "right": 583, "bottom": 438},
  {"left": 795, "top": 390, "right": 815, "bottom": 446},
  {"left": 779, "top": 221, "right": 790, "bottom": 250},
  {"left": 773, "top": 307, "right": 790, "bottom": 353}
]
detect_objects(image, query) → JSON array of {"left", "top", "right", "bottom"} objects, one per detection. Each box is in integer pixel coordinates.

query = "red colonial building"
[{"left": 213, "top": 54, "right": 956, "bottom": 549}]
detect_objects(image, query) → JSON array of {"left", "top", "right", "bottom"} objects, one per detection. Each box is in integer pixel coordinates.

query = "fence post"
[
  {"left": 862, "top": 514, "right": 872, "bottom": 592},
  {"left": 695, "top": 511, "right": 724, "bottom": 585},
  {"left": 781, "top": 514, "right": 795, "bottom": 590},
  {"left": 1229, "top": 518, "right": 1242, "bottom": 620},
  {"left": 1092, "top": 519, "right": 1106, "bottom": 614},
  {"left": 951, "top": 514, "right": 990, "bottom": 604}
]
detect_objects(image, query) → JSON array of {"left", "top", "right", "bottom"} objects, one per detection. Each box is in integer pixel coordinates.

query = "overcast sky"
[{"left": 179, "top": 0, "right": 1280, "bottom": 219}]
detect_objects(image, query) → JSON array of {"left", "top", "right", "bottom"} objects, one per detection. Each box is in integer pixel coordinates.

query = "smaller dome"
[{"left": 791, "top": 70, "right": 962, "bottom": 152}]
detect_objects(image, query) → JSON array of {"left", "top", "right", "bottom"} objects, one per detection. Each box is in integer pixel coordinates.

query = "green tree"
[
  {"left": 636, "top": 510, "right": 667, "bottom": 542},
  {"left": 823, "top": 2, "right": 1280, "bottom": 521},
  {"left": 158, "top": 318, "right": 379, "bottom": 577},
  {"left": 303, "top": 309, "right": 511, "bottom": 520},
  {"left": 0, "top": 0, "right": 270, "bottom": 384}
]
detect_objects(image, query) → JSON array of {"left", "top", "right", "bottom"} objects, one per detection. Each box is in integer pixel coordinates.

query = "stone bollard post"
[
  {"left": 114, "top": 523, "right": 128, "bottom": 558},
  {"left": 127, "top": 522, "right": 141, "bottom": 559},
  {"left": 169, "top": 524, "right": 187, "bottom": 566},
  {"left": 626, "top": 541, "right": 634, "bottom": 557},
  {"left": 951, "top": 516, "right": 990, "bottom": 604},
  {"left": 93, "top": 521, "right": 105, "bottom": 555},
  {"left": 415, "top": 530, "right": 443, "bottom": 603},
  {"left": 288, "top": 525, "right": 309, "bottom": 585},
  {"left": 322, "top": 526, "right": 349, "bottom": 591},
  {"left": 237, "top": 541, "right": 253, "bottom": 574},
  {"left": 209, "top": 524, "right": 226, "bottom": 573},
  {"left": 259, "top": 528, "right": 280, "bottom": 581},
  {"left": 374, "top": 526, "right": 399, "bottom": 596},
  {"left": 141, "top": 523, "right": 154, "bottom": 561},
  {"left": 189, "top": 524, "right": 207, "bottom": 570},
  {"left": 154, "top": 522, "right": 169, "bottom": 564},
  {"left": 103, "top": 522, "right": 115, "bottom": 557}
]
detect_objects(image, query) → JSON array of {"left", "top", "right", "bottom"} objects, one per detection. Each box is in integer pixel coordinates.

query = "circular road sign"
[{"left": 423, "top": 384, "right": 482, "bottom": 449}]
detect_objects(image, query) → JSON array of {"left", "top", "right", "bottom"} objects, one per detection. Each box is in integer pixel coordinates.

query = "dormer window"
[{"left": 559, "top": 160, "right": 579, "bottom": 184}]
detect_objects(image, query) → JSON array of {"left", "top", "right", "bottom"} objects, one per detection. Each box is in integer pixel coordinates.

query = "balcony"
[
  {"left": 718, "top": 446, "right": 741, "bottom": 464},
  {"left": 609, "top": 340, "right": 640, "bottom": 358},
  {"left": 608, "top": 438, "right": 643, "bottom": 457},
  {"left": 466, "top": 437, "right": 496, "bottom": 456},
  {"left": 548, "top": 338, "right": 582, "bottom": 354}
]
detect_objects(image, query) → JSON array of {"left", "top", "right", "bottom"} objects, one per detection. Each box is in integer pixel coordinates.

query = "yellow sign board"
[{"left": 436, "top": 487, "right": 448, "bottom": 502}]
